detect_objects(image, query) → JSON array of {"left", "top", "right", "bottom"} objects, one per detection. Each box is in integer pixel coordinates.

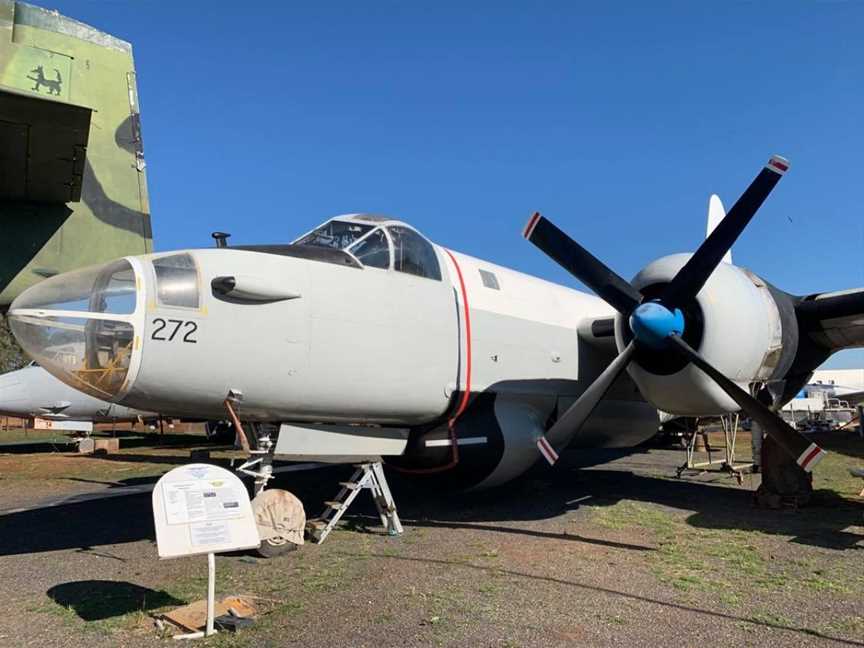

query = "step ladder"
[{"left": 306, "top": 462, "right": 403, "bottom": 544}]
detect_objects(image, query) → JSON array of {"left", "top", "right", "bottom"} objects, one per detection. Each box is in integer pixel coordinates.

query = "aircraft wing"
[{"left": 797, "top": 288, "right": 864, "bottom": 351}]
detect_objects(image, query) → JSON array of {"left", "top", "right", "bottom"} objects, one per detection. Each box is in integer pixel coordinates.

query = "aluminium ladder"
[{"left": 307, "top": 462, "right": 403, "bottom": 544}]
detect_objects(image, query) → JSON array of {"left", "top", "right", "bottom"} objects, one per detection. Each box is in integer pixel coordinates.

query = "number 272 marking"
[{"left": 151, "top": 318, "right": 198, "bottom": 343}]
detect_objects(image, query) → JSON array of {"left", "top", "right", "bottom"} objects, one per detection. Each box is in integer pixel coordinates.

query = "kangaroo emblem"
[{"left": 27, "top": 65, "right": 62, "bottom": 95}]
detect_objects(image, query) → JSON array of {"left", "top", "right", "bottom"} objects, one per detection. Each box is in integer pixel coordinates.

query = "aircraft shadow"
[
  {"left": 1, "top": 456, "right": 862, "bottom": 556},
  {"left": 0, "top": 491, "right": 156, "bottom": 556},
  {"left": 0, "top": 439, "right": 77, "bottom": 454},
  {"left": 47, "top": 580, "right": 183, "bottom": 621}
]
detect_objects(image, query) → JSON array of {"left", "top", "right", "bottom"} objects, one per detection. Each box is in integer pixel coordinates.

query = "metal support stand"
[
  {"left": 677, "top": 414, "right": 752, "bottom": 484},
  {"left": 173, "top": 552, "right": 217, "bottom": 640},
  {"left": 307, "top": 462, "right": 403, "bottom": 544},
  {"left": 206, "top": 552, "right": 215, "bottom": 636}
]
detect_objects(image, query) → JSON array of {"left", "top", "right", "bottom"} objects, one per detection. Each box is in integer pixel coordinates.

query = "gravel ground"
[{"left": 1, "top": 430, "right": 863, "bottom": 647}]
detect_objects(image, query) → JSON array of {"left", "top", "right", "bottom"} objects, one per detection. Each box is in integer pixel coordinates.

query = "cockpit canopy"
[
  {"left": 294, "top": 215, "right": 441, "bottom": 280},
  {"left": 8, "top": 258, "right": 139, "bottom": 400}
]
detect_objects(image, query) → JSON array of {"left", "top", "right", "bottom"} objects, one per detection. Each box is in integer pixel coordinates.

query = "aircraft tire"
[{"left": 256, "top": 537, "right": 299, "bottom": 558}]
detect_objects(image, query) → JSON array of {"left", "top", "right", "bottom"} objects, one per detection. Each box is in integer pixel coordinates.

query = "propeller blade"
[
  {"left": 523, "top": 213, "right": 643, "bottom": 314},
  {"left": 667, "top": 334, "right": 826, "bottom": 472},
  {"left": 537, "top": 341, "right": 636, "bottom": 465},
  {"left": 661, "top": 155, "right": 790, "bottom": 308}
]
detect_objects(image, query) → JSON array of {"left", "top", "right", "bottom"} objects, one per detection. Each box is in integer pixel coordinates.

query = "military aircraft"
[
  {"left": 0, "top": 0, "right": 152, "bottom": 306},
  {"left": 0, "top": 361, "right": 239, "bottom": 441},
  {"left": 0, "top": 361, "right": 157, "bottom": 423},
  {"left": 7, "top": 155, "right": 864, "bottom": 499}
]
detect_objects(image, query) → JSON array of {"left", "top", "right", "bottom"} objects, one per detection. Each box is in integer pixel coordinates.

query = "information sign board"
[{"left": 152, "top": 463, "right": 259, "bottom": 558}]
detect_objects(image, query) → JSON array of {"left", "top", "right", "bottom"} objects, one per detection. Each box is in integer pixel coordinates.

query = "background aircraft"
[
  {"left": 8, "top": 155, "right": 864, "bottom": 500},
  {"left": 0, "top": 0, "right": 152, "bottom": 307},
  {"left": 0, "top": 362, "right": 157, "bottom": 423},
  {"left": 0, "top": 361, "right": 239, "bottom": 441}
]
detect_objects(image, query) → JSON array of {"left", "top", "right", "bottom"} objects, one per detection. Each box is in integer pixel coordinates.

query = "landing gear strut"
[{"left": 224, "top": 394, "right": 304, "bottom": 557}]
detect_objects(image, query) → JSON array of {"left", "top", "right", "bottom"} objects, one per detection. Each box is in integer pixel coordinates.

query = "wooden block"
[
  {"left": 93, "top": 438, "right": 119, "bottom": 452},
  {"left": 162, "top": 596, "right": 257, "bottom": 632}
]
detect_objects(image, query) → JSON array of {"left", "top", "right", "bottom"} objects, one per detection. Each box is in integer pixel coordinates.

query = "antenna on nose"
[{"left": 211, "top": 232, "right": 231, "bottom": 248}]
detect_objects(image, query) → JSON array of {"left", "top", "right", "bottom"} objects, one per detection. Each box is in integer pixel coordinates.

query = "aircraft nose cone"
[
  {"left": 7, "top": 259, "right": 139, "bottom": 401},
  {"left": 629, "top": 301, "right": 685, "bottom": 349}
]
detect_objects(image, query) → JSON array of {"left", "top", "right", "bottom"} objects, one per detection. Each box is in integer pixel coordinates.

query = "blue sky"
[{"left": 53, "top": 1, "right": 864, "bottom": 368}]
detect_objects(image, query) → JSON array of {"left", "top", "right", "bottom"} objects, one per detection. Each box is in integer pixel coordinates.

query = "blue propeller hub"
[{"left": 629, "top": 301, "right": 685, "bottom": 349}]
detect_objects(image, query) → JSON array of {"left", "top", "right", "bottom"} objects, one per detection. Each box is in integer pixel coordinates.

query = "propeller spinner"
[{"left": 525, "top": 155, "right": 826, "bottom": 473}]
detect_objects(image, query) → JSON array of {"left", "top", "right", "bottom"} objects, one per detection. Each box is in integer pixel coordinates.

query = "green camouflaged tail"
[{"left": 0, "top": 0, "right": 152, "bottom": 307}]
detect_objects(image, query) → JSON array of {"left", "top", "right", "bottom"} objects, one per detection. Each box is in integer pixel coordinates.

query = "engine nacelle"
[
  {"left": 389, "top": 387, "right": 658, "bottom": 490},
  {"left": 615, "top": 254, "right": 794, "bottom": 416}
]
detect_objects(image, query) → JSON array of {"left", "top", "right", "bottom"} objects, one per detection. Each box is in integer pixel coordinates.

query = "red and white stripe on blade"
[
  {"left": 767, "top": 155, "right": 790, "bottom": 175},
  {"left": 797, "top": 442, "right": 827, "bottom": 473},
  {"left": 523, "top": 212, "right": 542, "bottom": 240},
  {"left": 537, "top": 436, "right": 559, "bottom": 466}
]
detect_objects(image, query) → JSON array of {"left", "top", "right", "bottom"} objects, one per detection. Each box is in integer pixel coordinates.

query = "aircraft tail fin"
[
  {"left": 706, "top": 194, "right": 732, "bottom": 264},
  {"left": 0, "top": 2, "right": 152, "bottom": 307}
]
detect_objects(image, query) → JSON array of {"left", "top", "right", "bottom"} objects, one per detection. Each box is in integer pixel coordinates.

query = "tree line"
[{"left": 0, "top": 315, "right": 26, "bottom": 373}]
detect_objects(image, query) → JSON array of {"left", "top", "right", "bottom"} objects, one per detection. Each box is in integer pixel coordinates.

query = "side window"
[
  {"left": 348, "top": 228, "right": 391, "bottom": 269},
  {"left": 153, "top": 254, "right": 199, "bottom": 309},
  {"left": 388, "top": 226, "right": 441, "bottom": 281},
  {"left": 479, "top": 269, "right": 500, "bottom": 290}
]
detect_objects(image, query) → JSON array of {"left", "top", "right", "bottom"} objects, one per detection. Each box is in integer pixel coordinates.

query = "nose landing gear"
[{"left": 224, "top": 393, "right": 304, "bottom": 557}]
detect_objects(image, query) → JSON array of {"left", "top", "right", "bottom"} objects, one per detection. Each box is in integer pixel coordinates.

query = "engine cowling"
[
  {"left": 614, "top": 254, "right": 796, "bottom": 416},
  {"left": 389, "top": 387, "right": 658, "bottom": 490}
]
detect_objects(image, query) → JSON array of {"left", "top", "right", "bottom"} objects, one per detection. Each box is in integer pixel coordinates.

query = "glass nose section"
[
  {"left": 8, "top": 259, "right": 138, "bottom": 400},
  {"left": 11, "top": 258, "right": 136, "bottom": 314}
]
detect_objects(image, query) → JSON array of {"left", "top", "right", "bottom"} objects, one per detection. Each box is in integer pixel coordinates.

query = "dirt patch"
[{"left": 1, "top": 431, "right": 863, "bottom": 646}]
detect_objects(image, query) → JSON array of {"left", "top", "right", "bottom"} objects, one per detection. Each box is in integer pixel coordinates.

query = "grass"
[
  {"left": 822, "top": 615, "right": 864, "bottom": 638},
  {"left": 744, "top": 610, "right": 795, "bottom": 629},
  {"left": 0, "top": 427, "right": 69, "bottom": 443},
  {"left": 813, "top": 432, "right": 864, "bottom": 498},
  {"left": 9, "top": 427, "right": 864, "bottom": 645},
  {"left": 0, "top": 433, "right": 242, "bottom": 484},
  {"left": 27, "top": 581, "right": 185, "bottom": 638},
  {"left": 589, "top": 494, "right": 863, "bottom": 599},
  {"left": 578, "top": 428, "right": 864, "bottom": 647}
]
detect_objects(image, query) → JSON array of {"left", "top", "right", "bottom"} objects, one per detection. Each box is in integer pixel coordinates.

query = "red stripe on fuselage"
[{"left": 444, "top": 249, "right": 472, "bottom": 429}]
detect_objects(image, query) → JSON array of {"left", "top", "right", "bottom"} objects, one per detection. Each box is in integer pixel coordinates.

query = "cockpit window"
[
  {"left": 92, "top": 260, "right": 137, "bottom": 314},
  {"left": 295, "top": 221, "right": 374, "bottom": 250},
  {"left": 388, "top": 226, "right": 441, "bottom": 280},
  {"left": 8, "top": 260, "right": 139, "bottom": 400},
  {"left": 10, "top": 315, "right": 134, "bottom": 399},
  {"left": 10, "top": 259, "right": 136, "bottom": 315},
  {"left": 153, "top": 254, "right": 199, "bottom": 309},
  {"left": 347, "top": 228, "right": 390, "bottom": 269}
]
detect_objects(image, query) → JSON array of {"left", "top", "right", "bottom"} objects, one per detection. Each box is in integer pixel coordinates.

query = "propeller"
[
  {"left": 666, "top": 334, "right": 826, "bottom": 471},
  {"left": 525, "top": 155, "right": 826, "bottom": 472}
]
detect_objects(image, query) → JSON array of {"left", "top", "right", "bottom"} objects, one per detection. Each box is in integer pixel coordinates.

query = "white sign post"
[{"left": 152, "top": 463, "right": 260, "bottom": 638}]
